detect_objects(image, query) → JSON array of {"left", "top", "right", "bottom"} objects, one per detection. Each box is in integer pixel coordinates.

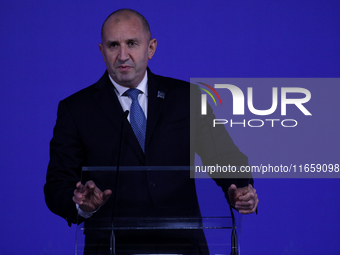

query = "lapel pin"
[{"left": 157, "top": 91, "right": 165, "bottom": 99}]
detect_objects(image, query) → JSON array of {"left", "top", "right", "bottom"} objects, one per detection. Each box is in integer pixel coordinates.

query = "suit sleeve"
[
  {"left": 191, "top": 85, "right": 253, "bottom": 200},
  {"left": 44, "top": 99, "right": 86, "bottom": 226}
]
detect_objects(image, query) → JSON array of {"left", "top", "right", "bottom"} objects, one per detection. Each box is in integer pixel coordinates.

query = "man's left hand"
[{"left": 228, "top": 184, "right": 259, "bottom": 214}]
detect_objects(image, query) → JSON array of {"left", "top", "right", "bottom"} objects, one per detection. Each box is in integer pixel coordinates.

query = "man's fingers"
[
  {"left": 235, "top": 200, "right": 254, "bottom": 209},
  {"left": 236, "top": 193, "right": 259, "bottom": 214},
  {"left": 235, "top": 193, "right": 256, "bottom": 207},
  {"left": 229, "top": 184, "right": 237, "bottom": 190},
  {"left": 239, "top": 190, "right": 255, "bottom": 201},
  {"left": 228, "top": 184, "right": 249, "bottom": 205},
  {"left": 239, "top": 196, "right": 259, "bottom": 214},
  {"left": 230, "top": 184, "right": 259, "bottom": 214},
  {"left": 73, "top": 181, "right": 111, "bottom": 212},
  {"left": 227, "top": 184, "right": 237, "bottom": 198},
  {"left": 239, "top": 184, "right": 252, "bottom": 196},
  {"left": 72, "top": 195, "right": 83, "bottom": 205},
  {"left": 239, "top": 185, "right": 256, "bottom": 200},
  {"left": 102, "top": 189, "right": 112, "bottom": 201},
  {"left": 74, "top": 181, "right": 92, "bottom": 205},
  {"left": 85, "top": 180, "right": 96, "bottom": 189},
  {"left": 239, "top": 207, "right": 257, "bottom": 214},
  {"left": 76, "top": 182, "right": 86, "bottom": 193},
  {"left": 237, "top": 191, "right": 258, "bottom": 208},
  {"left": 74, "top": 189, "right": 83, "bottom": 198},
  {"left": 228, "top": 184, "right": 237, "bottom": 193},
  {"left": 236, "top": 202, "right": 256, "bottom": 213}
]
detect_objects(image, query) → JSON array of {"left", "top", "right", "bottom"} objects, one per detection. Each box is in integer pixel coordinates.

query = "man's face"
[{"left": 99, "top": 14, "right": 157, "bottom": 88}]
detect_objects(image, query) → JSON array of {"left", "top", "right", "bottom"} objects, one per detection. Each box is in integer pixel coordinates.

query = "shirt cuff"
[{"left": 76, "top": 204, "right": 94, "bottom": 219}]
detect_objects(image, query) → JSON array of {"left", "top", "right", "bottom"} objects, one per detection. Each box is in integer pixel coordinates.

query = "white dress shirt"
[{"left": 109, "top": 72, "right": 148, "bottom": 120}]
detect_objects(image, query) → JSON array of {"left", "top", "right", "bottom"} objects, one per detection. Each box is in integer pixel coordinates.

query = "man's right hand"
[{"left": 73, "top": 180, "right": 112, "bottom": 213}]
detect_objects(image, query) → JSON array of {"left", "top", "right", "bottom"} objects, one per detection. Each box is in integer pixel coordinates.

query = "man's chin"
[{"left": 116, "top": 77, "right": 136, "bottom": 88}]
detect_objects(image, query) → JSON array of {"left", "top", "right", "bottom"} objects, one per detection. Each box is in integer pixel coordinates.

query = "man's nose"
[{"left": 118, "top": 46, "right": 129, "bottom": 61}]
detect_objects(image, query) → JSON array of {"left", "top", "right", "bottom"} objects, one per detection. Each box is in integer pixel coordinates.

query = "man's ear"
[
  {"left": 98, "top": 43, "right": 106, "bottom": 61},
  {"left": 148, "top": 38, "right": 157, "bottom": 60}
]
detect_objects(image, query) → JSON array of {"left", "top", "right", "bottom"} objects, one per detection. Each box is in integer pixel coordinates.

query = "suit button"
[{"left": 149, "top": 182, "right": 156, "bottom": 188}]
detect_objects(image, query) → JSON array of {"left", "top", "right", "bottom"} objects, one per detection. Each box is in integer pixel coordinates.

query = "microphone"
[{"left": 110, "top": 110, "right": 129, "bottom": 255}]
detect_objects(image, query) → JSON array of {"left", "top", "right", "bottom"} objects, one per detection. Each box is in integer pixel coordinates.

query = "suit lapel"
[
  {"left": 92, "top": 72, "right": 145, "bottom": 163},
  {"left": 92, "top": 72, "right": 123, "bottom": 132},
  {"left": 145, "top": 70, "right": 168, "bottom": 151}
]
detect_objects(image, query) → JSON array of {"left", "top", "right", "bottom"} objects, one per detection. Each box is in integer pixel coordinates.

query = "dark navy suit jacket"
[{"left": 44, "top": 68, "right": 251, "bottom": 254}]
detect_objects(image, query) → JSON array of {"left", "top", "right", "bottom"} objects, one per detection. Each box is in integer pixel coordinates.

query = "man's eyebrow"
[
  {"left": 106, "top": 38, "right": 140, "bottom": 45},
  {"left": 106, "top": 40, "right": 118, "bottom": 45},
  {"left": 126, "top": 37, "right": 140, "bottom": 42}
]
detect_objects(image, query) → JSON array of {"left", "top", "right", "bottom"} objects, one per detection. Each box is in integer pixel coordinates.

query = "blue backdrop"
[{"left": 1, "top": 1, "right": 339, "bottom": 254}]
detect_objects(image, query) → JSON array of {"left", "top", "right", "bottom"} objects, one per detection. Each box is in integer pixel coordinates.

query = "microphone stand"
[
  {"left": 110, "top": 110, "right": 129, "bottom": 255},
  {"left": 229, "top": 204, "right": 239, "bottom": 255}
]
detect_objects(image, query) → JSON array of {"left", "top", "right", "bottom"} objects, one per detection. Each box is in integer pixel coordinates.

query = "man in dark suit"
[{"left": 44, "top": 8, "right": 258, "bottom": 254}]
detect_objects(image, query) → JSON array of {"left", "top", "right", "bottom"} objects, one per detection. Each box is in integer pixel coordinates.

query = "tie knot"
[{"left": 126, "top": 88, "right": 140, "bottom": 101}]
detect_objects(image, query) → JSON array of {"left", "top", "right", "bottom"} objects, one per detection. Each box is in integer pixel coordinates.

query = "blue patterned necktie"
[{"left": 125, "top": 88, "right": 146, "bottom": 152}]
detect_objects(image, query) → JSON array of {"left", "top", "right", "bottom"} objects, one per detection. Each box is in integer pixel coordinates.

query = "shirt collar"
[{"left": 108, "top": 71, "right": 148, "bottom": 98}]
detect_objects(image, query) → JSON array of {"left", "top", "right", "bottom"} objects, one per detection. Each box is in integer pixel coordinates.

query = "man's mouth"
[{"left": 117, "top": 65, "right": 132, "bottom": 72}]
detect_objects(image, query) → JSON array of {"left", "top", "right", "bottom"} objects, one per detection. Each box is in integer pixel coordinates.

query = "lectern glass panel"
[{"left": 75, "top": 166, "right": 242, "bottom": 255}]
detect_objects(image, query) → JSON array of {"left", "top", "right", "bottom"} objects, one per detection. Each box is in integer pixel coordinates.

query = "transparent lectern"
[{"left": 75, "top": 166, "right": 243, "bottom": 255}]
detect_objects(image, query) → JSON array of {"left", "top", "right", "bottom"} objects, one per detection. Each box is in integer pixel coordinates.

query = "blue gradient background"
[{"left": 1, "top": 1, "right": 339, "bottom": 254}]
